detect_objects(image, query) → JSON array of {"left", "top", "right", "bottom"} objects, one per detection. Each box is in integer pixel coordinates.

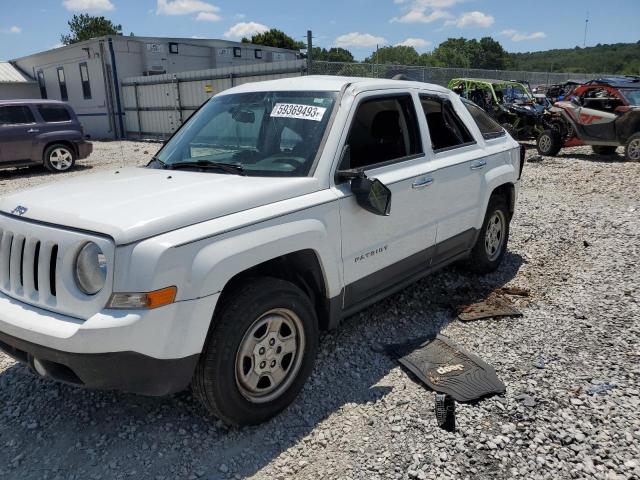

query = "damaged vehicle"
[
  {"left": 449, "top": 78, "right": 543, "bottom": 140},
  {"left": 0, "top": 76, "right": 523, "bottom": 426},
  {"left": 537, "top": 76, "right": 640, "bottom": 161}
]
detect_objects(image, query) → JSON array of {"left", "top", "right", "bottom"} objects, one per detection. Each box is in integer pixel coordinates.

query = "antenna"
[{"left": 583, "top": 11, "right": 589, "bottom": 47}]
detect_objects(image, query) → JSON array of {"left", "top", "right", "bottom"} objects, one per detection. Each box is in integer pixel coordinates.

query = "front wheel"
[
  {"left": 624, "top": 133, "right": 640, "bottom": 162},
  {"left": 465, "top": 196, "right": 510, "bottom": 274},
  {"left": 193, "top": 277, "right": 318, "bottom": 426},
  {"left": 43, "top": 144, "right": 76, "bottom": 172},
  {"left": 537, "top": 129, "right": 562, "bottom": 156}
]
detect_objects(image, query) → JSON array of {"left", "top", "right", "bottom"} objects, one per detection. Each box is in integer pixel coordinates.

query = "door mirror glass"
[{"left": 350, "top": 175, "right": 392, "bottom": 216}]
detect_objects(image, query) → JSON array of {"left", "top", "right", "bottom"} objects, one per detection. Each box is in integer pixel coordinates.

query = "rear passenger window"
[
  {"left": 420, "top": 96, "right": 474, "bottom": 152},
  {"left": 38, "top": 105, "right": 72, "bottom": 123},
  {"left": 0, "top": 105, "right": 35, "bottom": 125},
  {"left": 463, "top": 100, "right": 505, "bottom": 139},
  {"left": 343, "top": 95, "right": 422, "bottom": 170}
]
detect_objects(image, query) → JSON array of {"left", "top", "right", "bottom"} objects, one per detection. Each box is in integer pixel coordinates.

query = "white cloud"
[
  {"left": 224, "top": 21, "right": 269, "bottom": 39},
  {"left": 196, "top": 11, "right": 220, "bottom": 21},
  {"left": 395, "top": 37, "right": 432, "bottom": 49},
  {"left": 62, "top": 0, "right": 114, "bottom": 12},
  {"left": 445, "top": 11, "right": 494, "bottom": 28},
  {"left": 391, "top": 9, "right": 451, "bottom": 23},
  {"left": 156, "top": 0, "right": 218, "bottom": 16},
  {"left": 500, "top": 29, "right": 546, "bottom": 41},
  {"left": 335, "top": 32, "right": 387, "bottom": 48},
  {"left": 1, "top": 26, "right": 22, "bottom": 34}
]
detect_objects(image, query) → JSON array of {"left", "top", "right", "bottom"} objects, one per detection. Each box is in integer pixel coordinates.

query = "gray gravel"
[{"left": 0, "top": 141, "right": 638, "bottom": 480}]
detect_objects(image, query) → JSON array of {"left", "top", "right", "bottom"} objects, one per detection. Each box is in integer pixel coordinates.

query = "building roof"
[
  {"left": 222, "top": 75, "right": 450, "bottom": 94},
  {"left": 0, "top": 62, "right": 35, "bottom": 84}
]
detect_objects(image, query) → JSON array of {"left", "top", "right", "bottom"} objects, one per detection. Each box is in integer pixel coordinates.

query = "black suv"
[{"left": 0, "top": 100, "right": 92, "bottom": 172}]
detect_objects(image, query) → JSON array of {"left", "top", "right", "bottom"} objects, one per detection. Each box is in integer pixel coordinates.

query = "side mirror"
[{"left": 338, "top": 170, "right": 391, "bottom": 216}]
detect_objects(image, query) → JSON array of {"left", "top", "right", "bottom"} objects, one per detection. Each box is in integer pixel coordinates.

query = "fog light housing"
[{"left": 107, "top": 286, "right": 177, "bottom": 310}]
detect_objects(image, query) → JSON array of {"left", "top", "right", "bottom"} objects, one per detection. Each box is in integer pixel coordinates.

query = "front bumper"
[
  {"left": 76, "top": 140, "right": 93, "bottom": 159},
  {"left": 0, "top": 329, "right": 198, "bottom": 396},
  {"left": 0, "top": 290, "right": 220, "bottom": 395}
]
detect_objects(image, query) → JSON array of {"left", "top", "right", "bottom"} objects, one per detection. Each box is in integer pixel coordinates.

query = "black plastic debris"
[
  {"left": 435, "top": 393, "right": 456, "bottom": 432},
  {"left": 385, "top": 335, "right": 506, "bottom": 403}
]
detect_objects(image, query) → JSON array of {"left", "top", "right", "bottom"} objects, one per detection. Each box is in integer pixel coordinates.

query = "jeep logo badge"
[{"left": 11, "top": 205, "right": 28, "bottom": 216}]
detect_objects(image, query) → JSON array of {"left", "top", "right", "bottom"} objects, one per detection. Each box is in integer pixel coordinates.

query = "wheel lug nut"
[
  {"left": 258, "top": 347, "right": 265, "bottom": 355},
  {"left": 269, "top": 338, "right": 276, "bottom": 346},
  {"left": 260, "top": 361, "right": 266, "bottom": 369},
  {"left": 276, "top": 346, "right": 282, "bottom": 354},
  {"left": 271, "top": 360, "right": 276, "bottom": 368}
]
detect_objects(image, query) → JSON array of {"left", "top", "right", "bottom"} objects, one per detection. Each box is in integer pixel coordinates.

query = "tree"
[
  {"left": 364, "top": 45, "right": 421, "bottom": 65},
  {"left": 311, "top": 47, "right": 354, "bottom": 62},
  {"left": 60, "top": 14, "right": 122, "bottom": 45},
  {"left": 431, "top": 37, "right": 507, "bottom": 69},
  {"left": 432, "top": 38, "right": 474, "bottom": 68},
  {"left": 241, "top": 29, "right": 304, "bottom": 51},
  {"left": 478, "top": 37, "right": 507, "bottom": 69}
]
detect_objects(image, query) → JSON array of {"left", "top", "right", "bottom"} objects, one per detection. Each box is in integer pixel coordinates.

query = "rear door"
[
  {"left": 417, "top": 92, "right": 485, "bottom": 265},
  {"left": 0, "top": 105, "right": 38, "bottom": 163}
]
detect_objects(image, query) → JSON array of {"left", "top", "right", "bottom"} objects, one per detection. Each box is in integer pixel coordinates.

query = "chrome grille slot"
[
  {"left": 50, "top": 244, "right": 58, "bottom": 297},
  {"left": 0, "top": 230, "right": 13, "bottom": 289}
]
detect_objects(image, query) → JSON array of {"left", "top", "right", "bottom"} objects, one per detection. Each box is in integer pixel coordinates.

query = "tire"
[
  {"left": 624, "top": 133, "right": 640, "bottom": 162},
  {"left": 465, "top": 196, "right": 510, "bottom": 274},
  {"left": 536, "top": 129, "right": 562, "bottom": 157},
  {"left": 501, "top": 123, "right": 518, "bottom": 140},
  {"left": 193, "top": 277, "right": 318, "bottom": 426},
  {"left": 591, "top": 145, "right": 618, "bottom": 155},
  {"left": 43, "top": 144, "right": 75, "bottom": 172}
]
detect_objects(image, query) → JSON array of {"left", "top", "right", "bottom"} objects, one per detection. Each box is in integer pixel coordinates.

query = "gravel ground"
[{"left": 0, "top": 141, "right": 638, "bottom": 480}]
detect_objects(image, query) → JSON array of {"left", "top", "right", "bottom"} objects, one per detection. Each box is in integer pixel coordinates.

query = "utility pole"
[
  {"left": 583, "top": 12, "right": 589, "bottom": 48},
  {"left": 306, "top": 30, "right": 313, "bottom": 74}
]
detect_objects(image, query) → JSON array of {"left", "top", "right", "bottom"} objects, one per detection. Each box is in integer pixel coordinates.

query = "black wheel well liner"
[
  {"left": 490, "top": 183, "right": 516, "bottom": 218},
  {"left": 217, "top": 250, "right": 332, "bottom": 331}
]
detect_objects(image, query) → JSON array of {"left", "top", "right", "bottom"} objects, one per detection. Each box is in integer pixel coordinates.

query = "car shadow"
[
  {"left": 0, "top": 164, "right": 94, "bottom": 181},
  {"left": 0, "top": 252, "right": 524, "bottom": 479}
]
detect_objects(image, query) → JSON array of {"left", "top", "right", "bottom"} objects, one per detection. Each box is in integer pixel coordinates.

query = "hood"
[{"left": 0, "top": 168, "right": 320, "bottom": 244}]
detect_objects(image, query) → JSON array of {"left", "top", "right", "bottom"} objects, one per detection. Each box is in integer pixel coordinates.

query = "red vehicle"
[{"left": 536, "top": 76, "right": 640, "bottom": 161}]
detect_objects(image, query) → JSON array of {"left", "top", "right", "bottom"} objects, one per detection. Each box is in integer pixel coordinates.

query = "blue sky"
[{"left": 1, "top": 0, "right": 638, "bottom": 60}]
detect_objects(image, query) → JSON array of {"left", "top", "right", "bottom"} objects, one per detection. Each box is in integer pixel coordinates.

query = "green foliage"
[
  {"left": 431, "top": 37, "right": 506, "bottom": 69},
  {"left": 507, "top": 42, "right": 640, "bottom": 75},
  {"left": 311, "top": 47, "right": 354, "bottom": 62},
  {"left": 364, "top": 45, "right": 423, "bottom": 65},
  {"left": 241, "top": 29, "right": 305, "bottom": 51},
  {"left": 60, "top": 14, "right": 122, "bottom": 45}
]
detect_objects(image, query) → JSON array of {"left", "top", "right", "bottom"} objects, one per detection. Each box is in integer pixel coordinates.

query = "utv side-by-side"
[
  {"left": 537, "top": 76, "right": 640, "bottom": 161},
  {"left": 449, "top": 78, "right": 543, "bottom": 140}
]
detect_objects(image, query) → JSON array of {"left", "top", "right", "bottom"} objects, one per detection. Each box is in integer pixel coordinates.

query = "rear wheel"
[
  {"left": 592, "top": 145, "right": 618, "bottom": 155},
  {"left": 537, "top": 129, "right": 562, "bottom": 156},
  {"left": 193, "top": 277, "right": 318, "bottom": 426},
  {"left": 465, "top": 196, "right": 510, "bottom": 274},
  {"left": 624, "top": 133, "right": 640, "bottom": 162},
  {"left": 43, "top": 144, "right": 75, "bottom": 172}
]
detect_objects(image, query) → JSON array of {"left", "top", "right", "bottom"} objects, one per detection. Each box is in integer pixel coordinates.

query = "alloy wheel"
[
  {"left": 485, "top": 210, "right": 506, "bottom": 262},
  {"left": 49, "top": 148, "right": 73, "bottom": 171}
]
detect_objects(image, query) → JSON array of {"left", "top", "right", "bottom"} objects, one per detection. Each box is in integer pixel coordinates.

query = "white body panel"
[{"left": 0, "top": 76, "right": 520, "bottom": 364}]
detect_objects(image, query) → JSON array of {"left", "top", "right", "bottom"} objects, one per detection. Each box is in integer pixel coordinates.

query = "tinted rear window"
[
  {"left": 38, "top": 105, "right": 72, "bottom": 123},
  {"left": 462, "top": 100, "right": 505, "bottom": 139},
  {"left": 0, "top": 105, "right": 35, "bottom": 125}
]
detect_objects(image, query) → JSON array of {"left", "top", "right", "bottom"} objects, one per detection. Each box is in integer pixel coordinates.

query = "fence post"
[
  {"left": 133, "top": 82, "right": 142, "bottom": 138},
  {"left": 306, "top": 30, "right": 313, "bottom": 75}
]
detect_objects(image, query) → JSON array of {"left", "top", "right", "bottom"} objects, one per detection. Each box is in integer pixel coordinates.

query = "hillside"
[{"left": 507, "top": 42, "right": 640, "bottom": 75}]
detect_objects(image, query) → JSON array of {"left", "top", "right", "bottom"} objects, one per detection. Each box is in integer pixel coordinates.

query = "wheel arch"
[{"left": 489, "top": 182, "right": 516, "bottom": 219}]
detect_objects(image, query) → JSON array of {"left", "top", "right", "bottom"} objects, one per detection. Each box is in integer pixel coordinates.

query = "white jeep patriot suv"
[{"left": 0, "top": 76, "right": 523, "bottom": 425}]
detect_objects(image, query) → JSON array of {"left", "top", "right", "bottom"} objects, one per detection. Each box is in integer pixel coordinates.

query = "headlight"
[{"left": 75, "top": 242, "right": 107, "bottom": 295}]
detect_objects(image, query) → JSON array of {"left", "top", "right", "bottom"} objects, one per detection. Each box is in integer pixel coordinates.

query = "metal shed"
[
  {"left": 0, "top": 62, "right": 40, "bottom": 100},
  {"left": 11, "top": 36, "right": 300, "bottom": 139}
]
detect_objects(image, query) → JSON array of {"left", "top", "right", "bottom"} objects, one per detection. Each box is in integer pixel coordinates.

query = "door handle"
[
  {"left": 412, "top": 176, "right": 434, "bottom": 189},
  {"left": 470, "top": 160, "right": 487, "bottom": 170},
  {"left": 27, "top": 128, "right": 40, "bottom": 133}
]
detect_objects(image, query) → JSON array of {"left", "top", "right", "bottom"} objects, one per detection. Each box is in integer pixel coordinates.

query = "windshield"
[
  {"left": 620, "top": 88, "right": 640, "bottom": 106},
  {"left": 154, "top": 90, "right": 338, "bottom": 176},
  {"left": 497, "top": 84, "right": 532, "bottom": 103}
]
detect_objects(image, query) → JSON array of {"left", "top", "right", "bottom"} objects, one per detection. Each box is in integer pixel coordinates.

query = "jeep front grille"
[{"left": 0, "top": 229, "right": 59, "bottom": 304}]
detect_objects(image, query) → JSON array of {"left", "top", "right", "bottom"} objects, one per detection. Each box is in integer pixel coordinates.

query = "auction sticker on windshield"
[{"left": 271, "top": 103, "right": 327, "bottom": 122}]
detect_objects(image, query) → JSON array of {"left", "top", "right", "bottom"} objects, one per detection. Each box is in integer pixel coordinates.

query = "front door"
[
  {"left": 0, "top": 105, "right": 37, "bottom": 163},
  {"left": 576, "top": 87, "right": 621, "bottom": 140},
  {"left": 336, "top": 92, "right": 439, "bottom": 309}
]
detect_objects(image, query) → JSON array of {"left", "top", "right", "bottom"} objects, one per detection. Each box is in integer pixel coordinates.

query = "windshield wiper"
[
  {"left": 167, "top": 160, "right": 246, "bottom": 176},
  {"left": 147, "top": 156, "right": 166, "bottom": 168}
]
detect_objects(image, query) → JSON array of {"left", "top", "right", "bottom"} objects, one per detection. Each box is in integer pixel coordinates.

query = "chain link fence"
[{"left": 310, "top": 61, "right": 603, "bottom": 87}]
